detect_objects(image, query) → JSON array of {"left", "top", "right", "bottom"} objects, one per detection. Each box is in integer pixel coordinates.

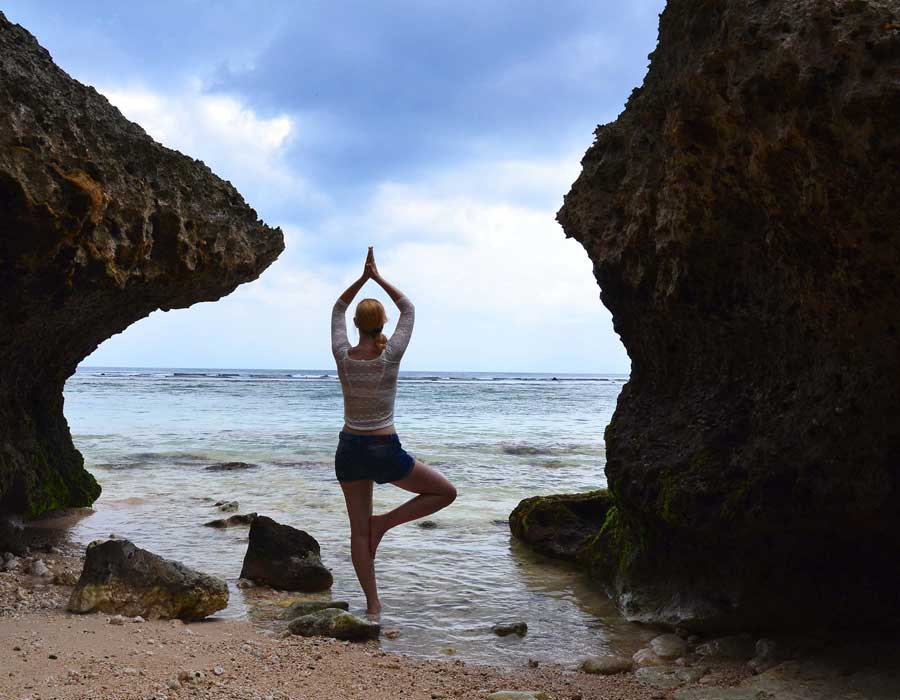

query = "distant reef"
[
  {"left": 0, "top": 12, "right": 283, "bottom": 517},
  {"left": 512, "top": 0, "right": 900, "bottom": 632}
]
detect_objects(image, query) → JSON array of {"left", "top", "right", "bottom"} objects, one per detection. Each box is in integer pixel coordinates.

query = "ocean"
[{"left": 62, "top": 366, "right": 647, "bottom": 666}]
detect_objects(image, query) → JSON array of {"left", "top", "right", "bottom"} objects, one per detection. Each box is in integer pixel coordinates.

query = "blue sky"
[{"left": 5, "top": 1, "right": 662, "bottom": 372}]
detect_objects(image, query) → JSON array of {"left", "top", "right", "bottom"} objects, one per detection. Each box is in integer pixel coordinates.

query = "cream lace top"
[{"left": 331, "top": 295, "right": 415, "bottom": 430}]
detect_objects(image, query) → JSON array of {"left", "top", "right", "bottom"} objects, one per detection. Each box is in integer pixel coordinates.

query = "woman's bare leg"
[
  {"left": 370, "top": 460, "right": 457, "bottom": 558},
  {"left": 339, "top": 479, "right": 382, "bottom": 614}
]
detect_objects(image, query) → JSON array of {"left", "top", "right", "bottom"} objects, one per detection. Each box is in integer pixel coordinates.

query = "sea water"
[{"left": 63, "top": 367, "right": 649, "bottom": 666}]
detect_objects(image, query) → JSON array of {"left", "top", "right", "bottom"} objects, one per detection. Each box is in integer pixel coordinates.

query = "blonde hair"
[{"left": 354, "top": 298, "right": 388, "bottom": 353}]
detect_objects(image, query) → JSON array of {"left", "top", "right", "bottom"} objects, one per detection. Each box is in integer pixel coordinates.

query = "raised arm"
[
  {"left": 331, "top": 250, "right": 372, "bottom": 359},
  {"left": 367, "top": 251, "right": 414, "bottom": 361}
]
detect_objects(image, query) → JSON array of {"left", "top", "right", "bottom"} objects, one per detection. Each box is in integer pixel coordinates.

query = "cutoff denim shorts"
[{"left": 334, "top": 431, "right": 416, "bottom": 484}]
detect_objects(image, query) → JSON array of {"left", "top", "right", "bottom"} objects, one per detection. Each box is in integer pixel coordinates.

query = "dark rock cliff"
[
  {"left": 0, "top": 13, "right": 284, "bottom": 517},
  {"left": 515, "top": 0, "right": 900, "bottom": 632}
]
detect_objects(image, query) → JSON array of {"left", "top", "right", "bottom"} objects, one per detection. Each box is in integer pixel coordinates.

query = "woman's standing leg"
[
  {"left": 340, "top": 479, "right": 382, "bottom": 614},
  {"left": 370, "top": 460, "right": 456, "bottom": 557}
]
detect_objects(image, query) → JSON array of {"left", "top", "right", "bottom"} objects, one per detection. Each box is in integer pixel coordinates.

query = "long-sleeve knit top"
[{"left": 331, "top": 295, "right": 415, "bottom": 431}]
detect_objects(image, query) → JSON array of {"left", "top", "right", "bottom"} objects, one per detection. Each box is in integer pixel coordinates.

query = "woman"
[{"left": 332, "top": 247, "right": 457, "bottom": 615}]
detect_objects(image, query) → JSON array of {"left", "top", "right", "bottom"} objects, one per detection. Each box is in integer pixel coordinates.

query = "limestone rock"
[
  {"left": 491, "top": 621, "right": 528, "bottom": 637},
  {"left": 508, "top": 490, "right": 612, "bottom": 560},
  {"left": 203, "top": 513, "right": 257, "bottom": 528},
  {"left": 696, "top": 635, "right": 756, "bottom": 660},
  {"left": 651, "top": 633, "right": 689, "bottom": 660},
  {"left": 287, "top": 607, "right": 380, "bottom": 641},
  {"left": 538, "top": 0, "right": 900, "bottom": 632},
  {"left": 205, "top": 462, "right": 257, "bottom": 472},
  {"left": 0, "top": 12, "right": 283, "bottom": 517},
  {"left": 239, "top": 516, "right": 333, "bottom": 592},
  {"left": 279, "top": 600, "right": 349, "bottom": 621},
  {"left": 68, "top": 539, "right": 228, "bottom": 620},
  {"left": 581, "top": 655, "right": 633, "bottom": 675}
]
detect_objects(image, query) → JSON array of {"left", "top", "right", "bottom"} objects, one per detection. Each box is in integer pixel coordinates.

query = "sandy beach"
[{"left": 1, "top": 539, "right": 755, "bottom": 700}]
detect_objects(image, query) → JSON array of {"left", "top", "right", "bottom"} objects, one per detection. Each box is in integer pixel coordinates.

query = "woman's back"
[{"left": 331, "top": 295, "right": 415, "bottom": 431}]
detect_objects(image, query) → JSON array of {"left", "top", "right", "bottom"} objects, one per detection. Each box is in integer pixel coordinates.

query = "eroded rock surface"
[
  {"left": 68, "top": 539, "right": 228, "bottom": 620},
  {"left": 517, "top": 0, "right": 900, "bottom": 631},
  {"left": 240, "top": 516, "right": 333, "bottom": 592},
  {"left": 0, "top": 12, "right": 283, "bottom": 517}
]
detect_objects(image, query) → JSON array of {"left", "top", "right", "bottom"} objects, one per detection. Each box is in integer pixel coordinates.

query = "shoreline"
[
  {"left": 5, "top": 524, "right": 900, "bottom": 700},
  {"left": 0, "top": 529, "right": 750, "bottom": 700}
]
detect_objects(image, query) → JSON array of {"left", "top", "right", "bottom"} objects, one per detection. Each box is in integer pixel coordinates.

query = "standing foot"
[{"left": 369, "top": 514, "right": 388, "bottom": 558}]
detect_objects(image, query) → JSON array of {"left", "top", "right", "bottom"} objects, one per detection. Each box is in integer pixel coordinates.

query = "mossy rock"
[{"left": 508, "top": 489, "right": 612, "bottom": 560}]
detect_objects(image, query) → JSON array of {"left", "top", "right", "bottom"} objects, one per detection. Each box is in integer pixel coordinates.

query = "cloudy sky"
[{"left": 5, "top": 1, "right": 663, "bottom": 373}]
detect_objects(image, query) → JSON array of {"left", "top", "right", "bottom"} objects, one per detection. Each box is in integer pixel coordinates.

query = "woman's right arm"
[{"left": 371, "top": 270, "right": 415, "bottom": 361}]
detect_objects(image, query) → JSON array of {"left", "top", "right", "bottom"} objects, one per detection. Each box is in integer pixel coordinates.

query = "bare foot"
[
  {"left": 365, "top": 605, "right": 382, "bottom": 618},
  {"left": 369, "top": 514, "right": 388, "bottom": 558}
]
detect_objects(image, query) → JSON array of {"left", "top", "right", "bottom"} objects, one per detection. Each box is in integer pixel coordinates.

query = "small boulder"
[
  {"left": 30, "top": 559, "right": 50, "bottom": 577},
  {"left": 417, "top": 520, "right": 438, "bottom": 529},
  {"left": 748, "top": 638, "right": 780, "bottom": 674},
  {"left": 204, "top": 513, "right": 257, "bottom": 528},
  {"left": 68, "top": 539, "right": 228, "bottom": 620},
  {"left": 287, "top": 608, "right": 380, "bottom": 641},
  {"left": 206, "top": 462, "right": 257, "bottom": 471},
  {"left": 635, "top": 665, "right": 687, "bottom": 690},
  {"left": 633, "top": 647, "right": 666, "bottom": 667},
  {"left": 279, "top": 600, "right": 349, "bottom": 621},
  {"left": 695, "top": 634, "right": 756, "bottom": 660},
  {"left": 492, "top": 621, "right": 527, "bottom": 637},
  {"left": 650, "top": 633, "right": 689, "bottom": 660},
  {"left": 581, "top": 655, "right": 633, "bottom": 675},
  {"left": 240, "top": 516, "right": 332, "bottom": 592},
  {"left": 216, "top": 501, "right": 239, "bottom": 513}
]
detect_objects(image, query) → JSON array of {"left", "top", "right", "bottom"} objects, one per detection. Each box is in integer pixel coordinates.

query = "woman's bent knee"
[{"left": 443, "top": 483, "right": 457, "bottom": 504}]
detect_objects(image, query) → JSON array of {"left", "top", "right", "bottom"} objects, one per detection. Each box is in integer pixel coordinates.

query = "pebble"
[
  {"left": 30, "top": 560, "right": 49, "bottom": 577},
  {"left": 108, "top": 615, "right": 127, "bottom": 625},
  {"left": 213, "top": 666, "right": 224, "bottom": 675},
  {"left": 177, "top": 669, "right": 205, "bottom": 685},
  {"left": 132, "top": 616, "right": 145, "bottom": 623},
  {"left": 487, "top": 692, "right": 548, "bottom": 700},
  {"left": 2, "top": 557, "right": 19, "bottom": 572},
  {"left": 384, "top": 629, "right": 400, "bottom": 639}
]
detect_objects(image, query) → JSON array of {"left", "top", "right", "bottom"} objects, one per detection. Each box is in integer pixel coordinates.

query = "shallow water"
[{"left": 63, "top": 366, "right": 652, "bottom": 665}]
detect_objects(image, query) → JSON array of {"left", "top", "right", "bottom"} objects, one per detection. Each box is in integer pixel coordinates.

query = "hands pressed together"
[{"left": 362, "top": 246, "right": 381, "bottom": 282}]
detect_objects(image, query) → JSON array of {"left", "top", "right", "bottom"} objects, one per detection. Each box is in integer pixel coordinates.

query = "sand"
[{"left": 0, "top": 540, "right": 752, "bottom": 700}]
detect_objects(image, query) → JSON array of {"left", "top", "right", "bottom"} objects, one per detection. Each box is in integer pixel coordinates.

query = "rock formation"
[
  {"left": 68, "top": 539, "right": 228, "bottom": 620},
  {"left": 515, "top": 0, "right": 900, "bottom": 631},
  {"left": 0, "top": 12, "right": 283, "bottom": 517},
  {"left": 240, "top": 516, "right": 333, "bottom": 592}
]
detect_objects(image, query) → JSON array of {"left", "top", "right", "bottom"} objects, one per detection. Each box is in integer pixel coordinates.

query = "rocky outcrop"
[
  {"left": 68, "top": 539, "right": 228, "bottom": 620},
  {"left": 516, "top": 0, "right": 900, "bottom": 632},
  {"left": 0, "top": 12, "right": 283, "bottom": 517},
  {"left": 240, "top": 516, "right": 333, "bottom": 592}
]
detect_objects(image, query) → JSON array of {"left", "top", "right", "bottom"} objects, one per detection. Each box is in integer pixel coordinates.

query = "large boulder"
[
  {"left": 240, "top": 516, "right": 333, "bottom": 592},
  {"left": 518, "top": 0, "right": 900, "bottom": 632},
  {"left": 68, "top": 539, "right": 228, "bottom": 620},
  {"left": 0, "top": 12, "right": 283, "bottom": 517}
]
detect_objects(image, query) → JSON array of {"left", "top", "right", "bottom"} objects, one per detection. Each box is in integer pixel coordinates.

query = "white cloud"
[
  {"left": 96, "top": 80, "right": 324, "bottom": 211},
  {"left": 81, "top": 84, "right": 627, "bottom": 373}
]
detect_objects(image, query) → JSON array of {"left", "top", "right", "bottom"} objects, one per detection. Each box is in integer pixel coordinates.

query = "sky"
[{"left": 5, "top": 1, "right": 664, "bottom": 373}]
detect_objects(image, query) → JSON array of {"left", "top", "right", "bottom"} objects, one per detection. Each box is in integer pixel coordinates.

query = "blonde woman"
[{"left": 331, "top": 247, "right": 456, "bottom": 615}]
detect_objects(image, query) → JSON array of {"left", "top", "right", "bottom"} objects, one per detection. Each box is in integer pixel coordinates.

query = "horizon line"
[{"left": 76, "top": 364, "right": 631, "bottom": 376}]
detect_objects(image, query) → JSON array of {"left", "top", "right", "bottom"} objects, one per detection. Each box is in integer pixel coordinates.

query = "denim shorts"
[{"left": 334, "top": 431, "right": 416, "bottom": 484}]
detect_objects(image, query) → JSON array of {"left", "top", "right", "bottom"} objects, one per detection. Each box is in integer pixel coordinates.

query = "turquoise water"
[{"left": 63, "top": 366, "right": 646, "bottom": 666}]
